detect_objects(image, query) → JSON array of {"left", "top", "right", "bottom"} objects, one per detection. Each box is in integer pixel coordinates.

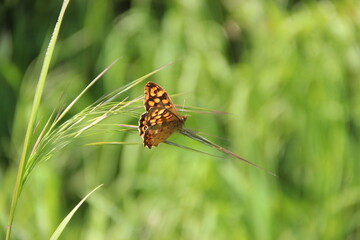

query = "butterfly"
[{"left": 138, "top": 82, "right": 187, "bottom": 148}]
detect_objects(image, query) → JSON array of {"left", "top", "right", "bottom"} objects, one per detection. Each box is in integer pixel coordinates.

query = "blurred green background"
[{"left": 1, "top": 0, "right": 360, "bottom": 239}]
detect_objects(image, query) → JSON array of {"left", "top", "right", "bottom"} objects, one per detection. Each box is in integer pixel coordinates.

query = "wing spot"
[
  {"left": 157, "top": 90, "right": 164, "bottom": 97},
  {"left": 162, "top": 99, "right": 169, "bottom": 104},
  {"left": 150, "top": 111, "right": 158, "bottom": 117},
  {"left": 150, "top": 88, "right": 158, "bottom": 96},
  {"left": 148, "top": 101, "right": 155, "bottom": 107}
]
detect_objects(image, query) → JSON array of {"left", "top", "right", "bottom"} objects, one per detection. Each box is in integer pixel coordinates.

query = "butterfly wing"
[
  {"left": 139, "top": 107, "right": 184, "bottom": 148},
  {"left": 143, "top": 82, "right": 181, "bottom": 117},
  {"left": 139, "top": 82, "right": 187, "bottom": 148}
]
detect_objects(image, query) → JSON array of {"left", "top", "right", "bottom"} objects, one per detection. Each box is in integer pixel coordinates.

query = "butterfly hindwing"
[{"left": 141, "top": 108, "right": 184, "bottom": 148}]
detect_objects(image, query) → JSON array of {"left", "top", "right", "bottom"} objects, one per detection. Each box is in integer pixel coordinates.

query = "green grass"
[{"left": 1, "top": 0, "right": 360, "bottom": 239}]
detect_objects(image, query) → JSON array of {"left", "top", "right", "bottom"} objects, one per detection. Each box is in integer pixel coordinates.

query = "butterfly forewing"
[{"left": 144, "top": 82, "right": 180, "bottom": 116}]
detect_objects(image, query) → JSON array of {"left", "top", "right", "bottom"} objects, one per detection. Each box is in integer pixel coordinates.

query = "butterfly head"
[{"left": 180, "top": 115, "right": 188, "bottom": 122}]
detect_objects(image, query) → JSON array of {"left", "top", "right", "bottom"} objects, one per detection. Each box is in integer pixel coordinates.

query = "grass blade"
[
  {"left": 179, "top": 128, "right": 277, "bottom": 176},
  {"left": 6, "top": 1, "right": 70, "bottom": 239},
  {"left": 49, "top": 184, "right": 104, "bottom": 240}
]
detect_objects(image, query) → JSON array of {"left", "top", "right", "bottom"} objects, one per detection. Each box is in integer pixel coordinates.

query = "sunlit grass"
[{"left": 1, "top": 0, "right": 360, "bottom": 239}]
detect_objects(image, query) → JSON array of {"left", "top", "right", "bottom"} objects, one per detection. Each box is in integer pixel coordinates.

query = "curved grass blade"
[{"left": 49, "top": 184, "right": 104, "bottom": 240}]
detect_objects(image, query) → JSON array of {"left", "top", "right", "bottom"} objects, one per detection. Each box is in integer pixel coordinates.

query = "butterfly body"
[{"left": 139, "top": 82, "right": 186, "bottom": 148}]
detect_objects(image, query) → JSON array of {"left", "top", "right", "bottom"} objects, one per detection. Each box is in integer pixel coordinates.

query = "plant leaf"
[{"left": 49, "top": 184, "right": 104, "bottom": 240}]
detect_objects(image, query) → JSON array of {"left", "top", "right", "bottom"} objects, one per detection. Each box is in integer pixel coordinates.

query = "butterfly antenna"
[{"left": 182, "top": 99, "right": 186, "bottom": 113}]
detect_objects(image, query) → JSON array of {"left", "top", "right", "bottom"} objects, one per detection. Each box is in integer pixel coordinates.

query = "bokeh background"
[{"left": 1, "top": 0, "right": 360, "bottom": 239}]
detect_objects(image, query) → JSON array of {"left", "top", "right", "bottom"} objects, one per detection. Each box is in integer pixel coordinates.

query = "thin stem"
[{"left": 179, "top": 128, "right": 277, "bottom": 176}]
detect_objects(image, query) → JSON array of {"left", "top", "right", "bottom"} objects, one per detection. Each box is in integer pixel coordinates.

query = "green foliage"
[{"left": 1, "top": 0, "right": 360, "bottom": 239}]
